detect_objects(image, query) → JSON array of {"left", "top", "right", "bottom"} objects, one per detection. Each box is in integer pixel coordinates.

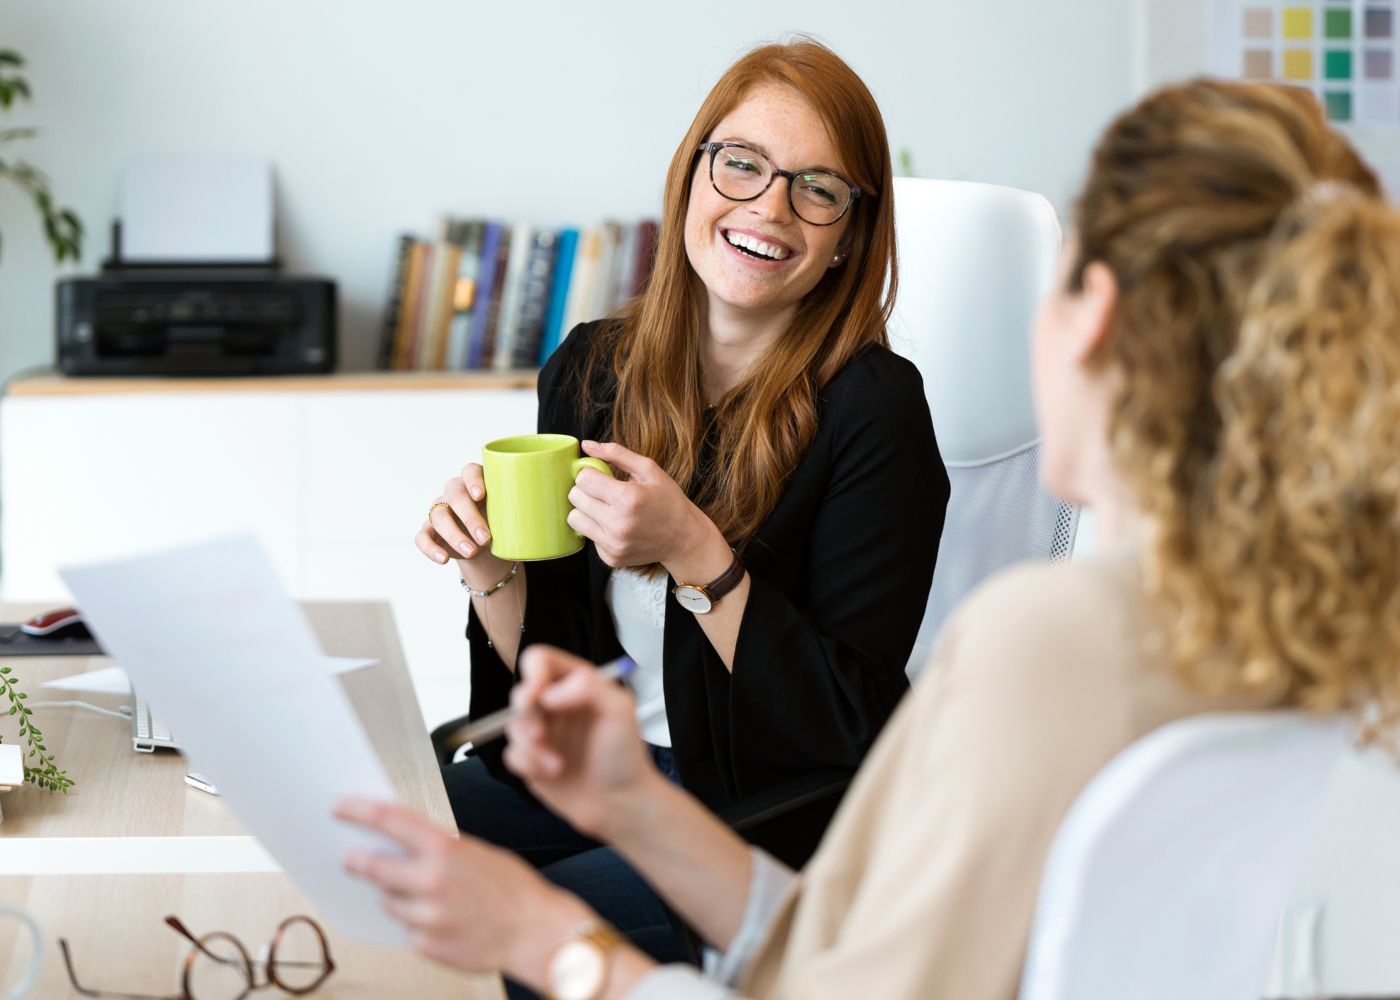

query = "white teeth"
[{"left": 725, "top": 230, "right": 790, "bottom": 260}]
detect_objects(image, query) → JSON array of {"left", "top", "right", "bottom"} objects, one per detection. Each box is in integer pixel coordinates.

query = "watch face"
[
  {"left": 550, "top": 939, "right": 606, "bottom": 1000},
  {"left": 673, "top": 585, "right": 714, "bottom": 614}
]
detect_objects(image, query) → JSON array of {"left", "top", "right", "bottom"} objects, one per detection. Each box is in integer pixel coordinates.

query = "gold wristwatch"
[
  {"left": 671, "top": 550, "right": 745, "bottom": 614},
  {"left": 547, "top": 920, "right": 626, "bottom": 1000}
]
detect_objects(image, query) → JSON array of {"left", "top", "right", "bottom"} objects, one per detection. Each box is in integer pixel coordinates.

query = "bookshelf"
[{"left": 381, "top": 217, "right": 658, "bottom": 374}]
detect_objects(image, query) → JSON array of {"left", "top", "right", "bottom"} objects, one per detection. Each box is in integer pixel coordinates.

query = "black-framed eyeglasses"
[
  {"left": 696, "top": 142, "right": 863, "bottom": 226},
  {"left": 59, "top": 914, "right": 335, "bottom": 1000}
]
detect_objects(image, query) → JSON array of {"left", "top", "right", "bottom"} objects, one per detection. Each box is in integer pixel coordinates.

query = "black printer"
[{"left": 57, "top": 264, "right": 336, "bottom": 376}]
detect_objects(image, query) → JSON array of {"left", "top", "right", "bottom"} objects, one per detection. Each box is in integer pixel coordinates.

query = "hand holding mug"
[
  {"left": 417, "top": 464, "right": 514, "bottom": 588},
  {"left": 566, "top": 440, "right": 709, "bottom": 569}
]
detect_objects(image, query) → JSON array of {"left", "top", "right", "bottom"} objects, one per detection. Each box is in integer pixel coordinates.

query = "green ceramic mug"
[{"left": 482, "top": 434, "right": 614, "bottom": 561}]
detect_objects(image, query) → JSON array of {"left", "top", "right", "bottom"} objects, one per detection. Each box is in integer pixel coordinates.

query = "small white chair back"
[
  {"left": 887, "top": 178, "right": 1078, "bottom": 671},
  {"left": 1019, "top": 711, "right": 1346, "bottom": 1000}
]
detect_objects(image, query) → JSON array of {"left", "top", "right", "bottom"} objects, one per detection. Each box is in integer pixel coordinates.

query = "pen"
[{"left": 445, "top": 656, "right": 637, "bottom": 749}]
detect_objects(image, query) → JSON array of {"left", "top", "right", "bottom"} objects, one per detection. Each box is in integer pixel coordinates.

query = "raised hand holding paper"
[{"left": 58, "top": 535, "right": 407, "bottom": 946}]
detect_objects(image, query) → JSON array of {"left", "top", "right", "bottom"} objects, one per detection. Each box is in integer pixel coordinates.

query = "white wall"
[{"left": 0, "top": 0, "right": 1135, "bottom": 380}]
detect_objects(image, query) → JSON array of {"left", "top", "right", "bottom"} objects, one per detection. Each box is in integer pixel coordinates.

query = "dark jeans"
[{"left": 441, "top": 746, "right": 690, "bottom": 1000}]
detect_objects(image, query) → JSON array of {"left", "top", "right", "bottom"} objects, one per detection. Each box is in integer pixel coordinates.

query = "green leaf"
[{"left": 0, "top": 51, "right": 24, "bottom": 67}]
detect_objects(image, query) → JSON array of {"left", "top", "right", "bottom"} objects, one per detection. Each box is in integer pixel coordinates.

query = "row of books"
[{"left": 377, "top": 218, "right": 659, "bottom": 372}]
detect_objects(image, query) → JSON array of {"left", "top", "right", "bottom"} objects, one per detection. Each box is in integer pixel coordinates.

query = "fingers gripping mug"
[{"left": 482, "top": 434, "right": 614, "bottom": 561}]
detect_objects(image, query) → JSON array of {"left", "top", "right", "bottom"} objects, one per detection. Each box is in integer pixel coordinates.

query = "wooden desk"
[{"left": 0, "top": 601, "right": 503, "bottom": 998}]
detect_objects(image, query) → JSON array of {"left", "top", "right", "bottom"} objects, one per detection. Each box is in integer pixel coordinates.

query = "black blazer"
[{"left": 468, "top": 320, "right": 949, "bottom": 866}]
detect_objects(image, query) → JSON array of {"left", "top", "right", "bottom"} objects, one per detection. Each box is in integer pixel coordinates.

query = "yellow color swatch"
[
  {"left": 1282, "top": 48, "right": 1315, "bottom": 79},
  {"left": 1283, "top": 6, "right": 1314, "bottom": 39}
]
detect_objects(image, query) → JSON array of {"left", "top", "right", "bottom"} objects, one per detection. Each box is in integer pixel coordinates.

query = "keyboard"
[{"left": 131, "top": 690, "right": 180, "bottom": 753}]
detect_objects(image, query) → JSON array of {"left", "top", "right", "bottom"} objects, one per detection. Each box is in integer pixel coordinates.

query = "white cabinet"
[{"left": 0, "top": 373, "right": 537, "bottom": 730}]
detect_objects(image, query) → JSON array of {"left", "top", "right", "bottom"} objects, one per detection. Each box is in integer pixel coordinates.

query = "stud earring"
[{"left": 831, "top": 253, "right": 846, "bottom": 265}]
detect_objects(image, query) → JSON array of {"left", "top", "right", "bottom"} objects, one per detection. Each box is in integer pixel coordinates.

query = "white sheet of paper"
[
  {"left": 39, "top": 665, "right": 130, "bottom": 695},
  {"left": 41, "top": 657, "right": 378, "bottom": 695},
  {"left": 120, "top": 155, "right": 274, "bottom": 262},
  {"left": 59, "top": 536, "right": 406, "bottom": 946},
  {"left": 0, "top": 744, "right": 22, "bottom": 786}
]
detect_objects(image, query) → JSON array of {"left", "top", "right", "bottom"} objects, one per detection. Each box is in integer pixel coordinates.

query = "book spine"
[
  {"left": 478, "top": 227, "right": 514, "bottom": 370},
  {"left": 512, "top": 228, "right": 560, "bottom": 369},
  {"left": 418, "top": 222, "right": 460, "bottom": 371},
  {"left": 632, "top": 219, "right": 659, "bottom": 298},
  {"left": 491, "top": 221, "right": 535, "bottom": 373},
  {"left": 446, "top": 220, "right": 485, "bottom": 370},
  {"left": 406, "top": 242, "right": 438, "bottom": 371},
  {"left": 561, "top": 226, "right": 600, "bottom": 333},
  {"left": 466, "top": 223, "right": 504, "bottom": 370},
  {"left": 593, "top": 221, "right": 621, "bottom": 319},
  {"left": 610, "top": 222, "right": 639, "bottom": 312},
  {"left": 391, "top": 241, "right": 429, "bottom": 371},
  {"left": 377, "top": 234, "right": 414, "bottom": 371},
  {"left": 539, "top": 228, "right": 578, "bottom": 365}
]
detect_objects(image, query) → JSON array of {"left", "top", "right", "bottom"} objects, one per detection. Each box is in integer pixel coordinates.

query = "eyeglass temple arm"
[{"left": 59, "top": 938, "right": 186, "bottom": 1000}]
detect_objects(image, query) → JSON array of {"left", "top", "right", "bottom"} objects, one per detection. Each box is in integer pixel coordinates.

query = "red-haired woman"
[{"left": 416, "top": 39, "right": 947, "bottom": 977}]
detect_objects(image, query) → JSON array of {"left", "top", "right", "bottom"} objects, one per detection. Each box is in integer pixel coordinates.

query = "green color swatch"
[
  {"left": 1325, "top": 7, "right": 1353, "bottom": 39},
  {"left": 1326, "top": 49, "right": 1354, "bottom": 79},
  {"left": 1324, "top": 90, "right": 1353, "bottom": 121}
]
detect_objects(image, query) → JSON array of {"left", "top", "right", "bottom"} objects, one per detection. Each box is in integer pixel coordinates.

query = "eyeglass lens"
[
  {"left": 185, "top": 931, "right": 253, "bottom": 1000},
  {"left": 267, "top": 916, "right": 333, "bottom": 994},
  {"left": 710, "top": 146, "right": 851, "bottom": 225}
]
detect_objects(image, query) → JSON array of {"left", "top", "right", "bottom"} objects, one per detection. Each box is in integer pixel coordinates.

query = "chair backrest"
[
  {"left": 1019, "top": 711, "right": 1346, "bottom": 1000},
  {"left": 887, "top": 177, "right": 1079, "bottom": 672}
]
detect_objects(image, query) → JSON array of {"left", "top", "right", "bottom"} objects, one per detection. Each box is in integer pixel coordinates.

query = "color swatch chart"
[{"left": 1211, "top": 1, "right": 1400, "bottom": 125}]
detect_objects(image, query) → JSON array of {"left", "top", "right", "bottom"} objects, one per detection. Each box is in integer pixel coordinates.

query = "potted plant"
[
  {"left": 1, "top": 48, "right": 81, "bottom": 262},
  {"left": 0, "top": 46, "right": 81, "bottom": 794}
]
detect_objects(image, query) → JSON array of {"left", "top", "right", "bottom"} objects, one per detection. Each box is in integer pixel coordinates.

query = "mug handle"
[{"left": 571, "top": 457, "right": 614, "bottom": 481}]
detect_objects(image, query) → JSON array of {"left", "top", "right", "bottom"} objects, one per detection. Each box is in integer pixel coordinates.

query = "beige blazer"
[{"left": 740, "top": 548, "right": 1273, "bottom": 999}]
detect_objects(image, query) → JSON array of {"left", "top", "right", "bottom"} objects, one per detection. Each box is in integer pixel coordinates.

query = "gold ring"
[{"left": 426, "top": 501, "right": 451, "bottom": 524}]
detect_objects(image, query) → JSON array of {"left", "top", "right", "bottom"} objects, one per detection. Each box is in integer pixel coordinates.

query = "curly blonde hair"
[{"left": 1072, "top": 79, "right": 1400, "bottom": 733}]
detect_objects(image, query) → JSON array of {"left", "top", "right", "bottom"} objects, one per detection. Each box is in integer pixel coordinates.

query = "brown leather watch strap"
[{"left": 703, "top": 549, "right": 746, "bottom": 604}]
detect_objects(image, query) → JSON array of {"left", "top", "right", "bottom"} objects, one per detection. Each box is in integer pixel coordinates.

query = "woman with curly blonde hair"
[{"left": 339, "top": 79, "right": 1400, "bottom": 999}]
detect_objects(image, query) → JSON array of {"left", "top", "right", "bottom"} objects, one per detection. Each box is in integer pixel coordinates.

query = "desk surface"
[{"left": 0, "top": 600, "right": 503, "bottom": 999}]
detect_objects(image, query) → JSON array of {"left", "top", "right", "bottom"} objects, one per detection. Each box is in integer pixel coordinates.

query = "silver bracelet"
[{"left": 460, "top": 562, "right": 519, "bottom": 598}]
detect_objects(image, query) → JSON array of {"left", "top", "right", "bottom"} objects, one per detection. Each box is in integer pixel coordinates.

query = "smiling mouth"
[{"left": 723, "top": 229, "right": 792, "bottom": 261}]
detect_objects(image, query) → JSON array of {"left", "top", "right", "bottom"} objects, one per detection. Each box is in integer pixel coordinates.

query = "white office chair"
[
  {"left": 887, "top": 177, "right": 1079, "bottom": 674},
  {"left": 1019, "top": 711, "right": 1346, "bottom": 1000}
]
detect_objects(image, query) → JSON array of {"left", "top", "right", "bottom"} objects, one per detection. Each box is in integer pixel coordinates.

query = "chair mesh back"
[{"left": 908, "top": 443, "right": 1079, "bottom": 675}]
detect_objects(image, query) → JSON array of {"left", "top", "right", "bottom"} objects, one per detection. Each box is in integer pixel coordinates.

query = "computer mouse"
[{"left": 20, "top": 607, "right": 93, "bottom": 641}]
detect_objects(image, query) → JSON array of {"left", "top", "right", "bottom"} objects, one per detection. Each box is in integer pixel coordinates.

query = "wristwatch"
[
  {"left": 547, "top": 920, "right": 626, "bottom": 1000},
  {"left": 672, "top": 549, "right": 745, "bottom": 615}
]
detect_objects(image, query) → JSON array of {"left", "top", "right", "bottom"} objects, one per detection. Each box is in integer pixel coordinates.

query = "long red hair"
[{"left": 580, "top": 39, "right": 897, "bottom": 552}]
